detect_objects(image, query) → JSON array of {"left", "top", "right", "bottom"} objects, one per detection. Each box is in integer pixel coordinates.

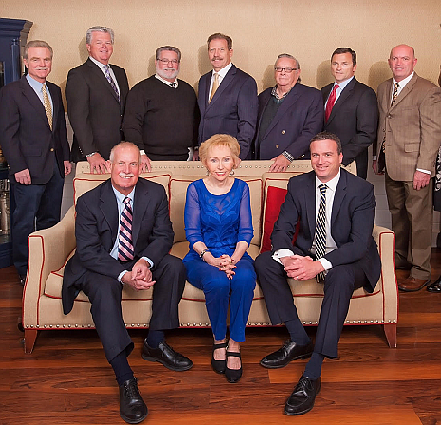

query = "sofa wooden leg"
[
  {"left": 383, "top": 323, "right": 397, "bottom": 348},
  {"left": 24, "top": 329, "right": 38, "bottom": 354}
]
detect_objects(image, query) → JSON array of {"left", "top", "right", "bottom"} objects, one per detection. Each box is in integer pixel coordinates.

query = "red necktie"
[
  {"left": 325, "top": 84, "right": 339, "bottom": 122},
  {"left": 118, "top": 197, "right": 134, "bottom": 261}
]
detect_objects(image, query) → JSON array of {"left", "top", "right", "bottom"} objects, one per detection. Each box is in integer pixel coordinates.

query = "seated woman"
[{"left": 183, "top": 134, "right": 256, "bottom": 383}]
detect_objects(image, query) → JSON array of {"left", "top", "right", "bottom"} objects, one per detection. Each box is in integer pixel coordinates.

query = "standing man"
[
  {"left": 123, "top": 46, "right": 199, "bottom": 171},
  {"left": 374, "top": 45, "right": 441, "bottom": 291},
  {"left": 322, "top": 48, "right": 378, "bottom": 179},
  {"left": 62, "top": 142, "right": 193, "bottom": 424},
  {"left": 253, "top": 54, "right": 323, "bottom": 172},
  {"left": 255, "top": 132, "right": 380, "bottom": 415},
  {"left": 198, "top": 33, "right": 258, "bottom": 159},
  {"left": 0, "top": 40, "right": 71, "bottom": 285},
  {"left": 66, "top": 26, "right": 129, "bottom": 173}
]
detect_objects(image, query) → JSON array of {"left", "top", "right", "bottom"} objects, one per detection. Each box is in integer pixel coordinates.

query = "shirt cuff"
[
  {"left": 118, "top": 270, "right": 128, "bottom": 283},
  {"left": 272, "top": 249, "right": 294, "bottom": 264},
  {"left": 416, "top": 168, "right": 431, "bottom": 175},
  {"left": 140, "top": 150, "right": 146, "bottom": 156},
  {"left": 319, "top": 258, "right": 333, "bottom": 271},
  {"left": 86, "top": 152, "right": 97, "bottom": 158},
  {"left": 142, "top": 256, "right": 154, "bottom": 269}
]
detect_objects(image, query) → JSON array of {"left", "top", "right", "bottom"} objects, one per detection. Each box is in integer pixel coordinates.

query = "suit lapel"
[
  {"left": 331, "top": 169, "right": 347, "bottom": 229},
  {"left": 207, "top": 65, "right": 237, "bottom": 109},
  {"left": 100, "top": 180, "right": 119, "bottom": 247},
  {"left": 86, "top": 58, "right": 120, "bottom": 104},
  {"left": 47, "top": 82, "right": 59, "bottom": 133},
  {"left": 131, "top": 180, "right": 147, "bottom": 248},
  {"left": 327, "top": 79, "right": 356, "bottom": 124},
  {"left": 201, "top": 72, "right": 211, "bottom": 113},
  {"left": 304, "top": 172, "right": 317, "bottom": 240},
  {"left": 389, "top": 73, "right": 418, "bottom": 111},
  {"left": 20, "top": 77, "right": 50, "bottom": 127}
]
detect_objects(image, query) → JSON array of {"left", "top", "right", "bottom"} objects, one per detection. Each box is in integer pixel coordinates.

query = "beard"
[{"left": 156, "top": 66, "right": 179, "bottom": 81}]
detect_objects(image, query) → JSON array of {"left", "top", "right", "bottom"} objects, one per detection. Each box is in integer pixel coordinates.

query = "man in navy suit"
[
  {"left": 197, "top": 33, "right": 258, "bottom": 159},
  {"left": 321, "top": 48, "right": 378, "bottom": 179},
  {"left": 255, "top": 132, "right": 380, "bottom": 415},
  {"left": 253, "top": 54, "right": 323, "bottom": 172},
  {"left": 0, "top": 40, "right": 71, "bottom": 284},
  {"left": 66, "top": 26, "right": 129, "bottom": 173}
]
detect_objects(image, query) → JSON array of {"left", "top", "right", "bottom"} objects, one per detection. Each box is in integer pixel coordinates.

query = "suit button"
[
  {"left": 50, "top": 148, "right": 54, "bottom": 152},
  {"left": 276, "top": 144, "right": 279, "bottom": 148},
  {"left": 282, "top": 130, "right": 286, "bottom": 134}
]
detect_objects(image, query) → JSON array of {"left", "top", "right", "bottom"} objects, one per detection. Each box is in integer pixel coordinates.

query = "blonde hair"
[{"left": 199, "top": 134, "right": 241, "bottom": 168}]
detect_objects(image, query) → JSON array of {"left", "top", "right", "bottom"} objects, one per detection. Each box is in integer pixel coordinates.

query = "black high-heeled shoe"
[
  {"left": 225, "top": 350, "right": 243, "bottom": 383},
  {"left": 211, "top": 341, "right": 228, "bottom": 374}
]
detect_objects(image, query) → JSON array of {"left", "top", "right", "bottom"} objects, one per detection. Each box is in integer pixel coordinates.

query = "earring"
[
  {"left": 206, "top": 169, "right": 210, "bottom": 176},
  {"left": 230, "top": 170, "right": 235, "bottom": 176}
]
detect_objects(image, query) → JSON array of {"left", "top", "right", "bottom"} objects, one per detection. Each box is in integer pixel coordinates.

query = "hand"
[
  {"left": 206, "top": 254, "right": 236, "bottom": 279},
  {"left": 15, "top": 169, "right": 31, "bottom": 185},
  {"left": 64, "top": 161, "right": 72, "bottom": 176},
  {"left": 282, "top": 255, "right": 323, "bottom": 280},
  {"left": 413, "top": 170, "right": 431, "bottom": 190},
  {"left": 122, "top": 268, "right": 156, "bottom": 290},
  {"left": 140, "top": 154, "right": 152, "bottom": 173},
  {"left": 192, "top": 149, "right": 199, "bottom": 161},
  {"left": 372, "top": 159, "right": 384, "bottom": 176},
  {"left": 87, "top": 153, "right": 108, "bottom": 174},
  {"left": 269, "top": 155, "right": 290, "bottom": 172}
]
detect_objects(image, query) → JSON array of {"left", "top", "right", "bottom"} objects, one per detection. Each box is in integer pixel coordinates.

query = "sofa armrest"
[
  {"left": 373, "top": 224, "right": 398, "bottom": 324},
  {"left": 23, "top": 205, "right": 76, "bottom": 326}
]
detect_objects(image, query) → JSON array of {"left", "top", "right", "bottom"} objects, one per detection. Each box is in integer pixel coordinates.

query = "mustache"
[{"left": 119, "top": 173, "right": 135, "bottom": 178}]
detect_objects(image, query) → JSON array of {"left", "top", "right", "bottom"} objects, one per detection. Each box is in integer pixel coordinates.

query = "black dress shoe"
[
  {"left": 211, "top": 341, "right": 227, "bottom": 374},
  {"left": 427, "top": 276, "right": 441, "bottom": 292},
  {"left": 260, "top": 340, "right": 314, "bottom": 369},
  {"left": 142, "top": 340, "right": 193, "bottom": 371},
  {"left": 119, "top": 377, "right": 148, "bottom": 424},
  {"left": 285, "top": 376, "right": 321, "bottom": 415},
  {"left": 225, "top": 350, "right": 242, "bottom": 383},
  {"left": 19, "top": 275, "right": 26, "bottom": 286}
]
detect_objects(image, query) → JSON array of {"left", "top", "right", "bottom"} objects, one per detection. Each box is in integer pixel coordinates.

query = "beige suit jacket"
[{"left": 375, "top": 73, "right": 441, "bottom": 181}]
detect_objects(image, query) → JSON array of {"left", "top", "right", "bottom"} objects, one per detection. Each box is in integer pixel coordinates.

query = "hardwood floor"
[{"left": 1, "top": 252, "right": 441, "bottom": 425}]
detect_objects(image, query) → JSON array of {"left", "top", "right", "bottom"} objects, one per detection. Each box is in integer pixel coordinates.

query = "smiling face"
[
  {"left": 156, "top": 49, "right": 180, "bottom": 82},
  {"left": 310, "top": 139, "right": 342, "bottom": 183},
  {"left": 204, "top": 144, "right": 235, "bottom": 183},
  {"left": 388, "top": 45, "right": 417, "bottom": 82},
  {"left": 208, "top": 38, "right": 232, "bottom": 72},
  {"left": 331, "top": 52, "right": 356, "bottom": 84},
  {"left": 110, "top": 144, "right": 140, "bottom": 195},
  {"left": 23, "top": 47, "right": 52, "bottom": 83},
  {"left": 87, "top": 31, "right": 113, "bottom": 65}
]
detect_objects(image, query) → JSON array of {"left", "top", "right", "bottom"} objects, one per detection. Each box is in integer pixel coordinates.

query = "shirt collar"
[
  {"left": 155, "top": 73, "right": 178, "bottom": 87},
  {"left": 334, "top": 75, "right": 354, "bottom": 90},
  {"left": 112, "top": 185, "right": 136, "bottom": 205},
  {"left": 26, "top": 74, "right": 46, "bottom": 91},
  {"left": 89, "top": 55, "right": 109, "bottom": 70},
  {"left": 393, "top": 72, "right": 414, "bottom": 89},
  {"left": 315, "top": 169, "right": 340, "bottom": 192},
  {"left": 271, "top": 84, "right": 295, "bottom": 101},
  {"left": 212, "top": 63, "right": 232, "bottom": 79}
]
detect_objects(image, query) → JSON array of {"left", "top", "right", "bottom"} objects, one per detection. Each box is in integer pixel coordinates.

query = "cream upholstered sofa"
[{"left": 22, "top": 160, "right": 398, "bottom": 353}]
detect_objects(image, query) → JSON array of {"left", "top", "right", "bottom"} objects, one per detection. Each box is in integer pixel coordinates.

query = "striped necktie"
[
  {"left": 118, "top": 197, "right": 134, "bottom": 261},
  {"left": 41, "top": 85, "right": 52, "bottom": 130},
  {"left": 104, "top": 65, "right": 120, "bottom": 102},
  {"left": 315, "top": 184, "right": 327, "bottom": 282}
]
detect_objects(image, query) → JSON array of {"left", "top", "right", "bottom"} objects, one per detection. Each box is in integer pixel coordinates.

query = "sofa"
[{"left": 22, "top": 160, "right": 398, "bottom": 354}]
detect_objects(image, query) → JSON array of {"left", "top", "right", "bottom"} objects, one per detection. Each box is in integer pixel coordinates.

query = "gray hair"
[
  {"left": 86, "top": 26, "right": 114, "bottom": 45},
  {"left": 156, "top": 46, "right": 181, "bottom": 62},
  {"left": 275, "top": 53, "right": 300, "bottom": 70},
  {"left": 23, "top": 40, "right": 53, "bottom": 60},
  {"left": 109, "top": 142, "right": 141, "bottom": 163}
]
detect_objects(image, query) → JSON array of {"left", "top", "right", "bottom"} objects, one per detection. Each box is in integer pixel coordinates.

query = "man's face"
[
  {"left": 156, "top": 49, "right": 180, "bottom": 82},
  {"left": 110, "top": 145, "right": 140, "bottom": 195},
  {"left": 331, "top": 52, "right": 356, "bottom": 84},
  {"left": 388, "top": 45, "right": 417, "bottom": 82},
  {"left": 208, "top": 38, "right": 232, "bottom": 72},
  {"left": 87, "top": 31, "right": 113, "bottom": 65},
  {"left": 274, "top": 57, "right": 300, "bottom": 89},
  {"left": 23, "top": 47, "right": 52, "bottom": 83},
  {"left": 310, "top": 139, "right": 343, "bottom": 183}
]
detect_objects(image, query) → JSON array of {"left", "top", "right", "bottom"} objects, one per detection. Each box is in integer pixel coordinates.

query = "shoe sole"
[
  {"left": 141, "top": 354, "right": 193, "bottom": 372},
  {"left": 120, "top": 411, "right": 148, "bottom": 424},
  {"left": 260, "top": 351, "right": 313, "bottom": 369},
  {"left": 398, "top": 280, "right": 431, "bottom": 292}
]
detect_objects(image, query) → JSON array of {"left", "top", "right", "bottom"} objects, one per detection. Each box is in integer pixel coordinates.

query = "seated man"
[
  {"left": 255, "top": 131, "right": 380, "bottom": 415},
  {"left": 62, "top": 142, "right": 192, "bottom": 424}
]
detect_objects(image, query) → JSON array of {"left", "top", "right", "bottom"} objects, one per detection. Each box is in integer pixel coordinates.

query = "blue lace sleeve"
[
  {"left": 238, "top": 182, "right": 254, "bottom": 244},
  {"left": 184, "top": 182, "right": 202, "bottom": 248}
]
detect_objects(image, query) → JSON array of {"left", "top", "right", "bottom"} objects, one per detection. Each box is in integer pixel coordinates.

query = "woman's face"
[{"left": 205, "top": 144, "right": 235, "bottom": 182}]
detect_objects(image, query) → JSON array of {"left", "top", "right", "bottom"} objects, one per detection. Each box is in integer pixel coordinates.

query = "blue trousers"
[{"left": 184, "top": 257, "right": 256, "bottom": 342}]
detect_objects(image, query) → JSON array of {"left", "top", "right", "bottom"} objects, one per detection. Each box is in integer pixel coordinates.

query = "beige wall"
[{"left": 2, "top": 0, "right": 441, "bottom": 95}]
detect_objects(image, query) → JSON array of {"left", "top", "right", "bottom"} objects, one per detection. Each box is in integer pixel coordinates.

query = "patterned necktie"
[
  {"left": 170, "top": 82, "right": 177, "bottom": 88},
  {"left": 41, "top": 85, "right": 52, "bottom": 130},
  {"left": 324, "top": 84, "right": 339, "bottom": 122},
  {"left": 118, "top": 197, "right": 134, "bottom": 262},
  {"left": 104, "top": 65, "right": 120, "bottom": 102},
  {"left": 209, "top": 73, "right": 219, "bottom": 103},
  {"left": 315, "top": 184, "right": 327, "bottom": 282},
  {"left": 391, "top": 82, "right": 399, "bottom": 106}
]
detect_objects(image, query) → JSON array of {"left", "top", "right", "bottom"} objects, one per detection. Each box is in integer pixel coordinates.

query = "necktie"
[
  {"left": 41, "top": 85, "right": 52, "bottom": 131},
  {"left": 315, "top": 184, "right": 327, "bottom": 282},
  {"left": 104, "top": 65, "right": 120, "bottom": 102},
  {"left": 324, "top": 84, "right": 339, "bottom": 122},
  {"left": 209, "top": 73, "right": 219, "bottom": 103},
  {"left": 170, "top": 82, "right": 177, "bottom": 88},
  {"left": 118, "top": 197, "right": 134, "bottom": 262},
  {"left": 391, "top": 82, "right": 399, "bottom": 106}
]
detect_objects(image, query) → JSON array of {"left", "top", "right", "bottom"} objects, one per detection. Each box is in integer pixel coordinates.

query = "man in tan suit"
[{"left": 374, "top": 45, "right": 441, "bottom": 291}]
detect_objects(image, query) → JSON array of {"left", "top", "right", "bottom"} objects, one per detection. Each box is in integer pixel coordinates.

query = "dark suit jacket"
[
  {"left": 322, "top": 79, "right": 378, "bottom": 179},
  {"left": 0, "top": 76, "right": 69, "bottom": 183},
  {"left": 254, "top": 84, "right": 323, "bottom": 160},
  {"left": 198, "top": 65, "right": 258, "bottom": 159},
  {"left": 62, "top": 177, "right": 174, "bottom": 314},
  {"left": 66, "top": 58, "right": 129, "bottom": 162},
  {"left": 271, "top": 168, "right": 380, "bottom": 292}
]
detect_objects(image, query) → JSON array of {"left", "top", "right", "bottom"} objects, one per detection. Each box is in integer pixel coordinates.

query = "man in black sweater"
[{"left": 123, "top": 46, "right": 200, "bottom": 170}]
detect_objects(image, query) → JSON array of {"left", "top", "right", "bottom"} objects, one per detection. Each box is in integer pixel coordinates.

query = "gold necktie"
[
  {"left": 209, "top": 73, "right": 219, "bottom": 103},
  {"left": 42, "top": 85, "right": 53, "bottom": 130}
]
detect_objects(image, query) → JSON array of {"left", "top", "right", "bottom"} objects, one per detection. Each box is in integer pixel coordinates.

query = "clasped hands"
[
  {"left": 280, "top": 255, "right": 324, "bottom": 281},
  {"left": 209, "top": 254, "right": 237, "bottom": 280},
  {"left": 121, "top": 258, "right": 156, "bottom": 290}
]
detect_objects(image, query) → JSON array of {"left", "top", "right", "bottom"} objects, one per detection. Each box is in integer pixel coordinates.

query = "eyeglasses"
[
  {"left": 157, "top": 58, "right": 179, "bottom": 64},
  {"left": 274, "top": 67, "right": 298, "bottom": 73}
]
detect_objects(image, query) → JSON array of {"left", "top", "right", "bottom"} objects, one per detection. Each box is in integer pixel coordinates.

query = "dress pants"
[
  {"left": 11, "top": 159, "right": 64, "bottom": 277},
  {"left": 184, "top": 257, "right": 256, "bottom": 342},
  {"left": 385, "top": 171, "right": 432, "bottom": 280},
  {"left": 81, "top": 254, "right": 186, "bottom": 362},
  {"left": 255, "top": 251, "right": 366, "bottom": 358}
]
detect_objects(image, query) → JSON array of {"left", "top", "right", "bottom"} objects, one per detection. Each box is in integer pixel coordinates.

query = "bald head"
[{"left": 388, "top": 44, "right": 417, "bottom": 82}]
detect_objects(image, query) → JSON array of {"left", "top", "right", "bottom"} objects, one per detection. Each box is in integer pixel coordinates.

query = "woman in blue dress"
[{"left": 183, "top": 134, "right": 256, "bottom": 383}]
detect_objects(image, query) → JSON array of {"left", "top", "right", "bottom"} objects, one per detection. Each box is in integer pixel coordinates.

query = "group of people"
[{"left": 0, "top": 24, "right": 441, "bottom": 424}]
